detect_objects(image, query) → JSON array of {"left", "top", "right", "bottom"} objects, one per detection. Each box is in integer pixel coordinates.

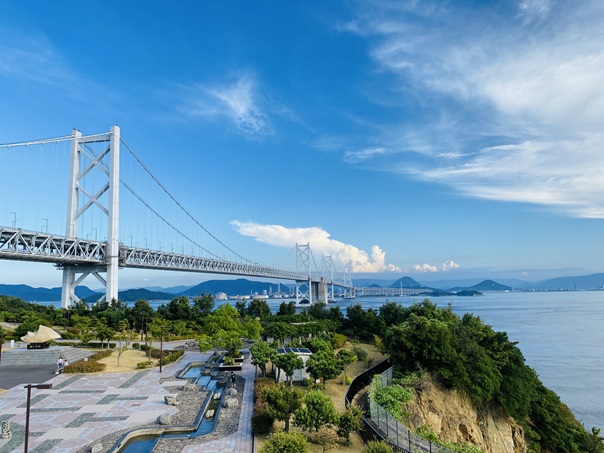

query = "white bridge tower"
[{"left": 61, "top": 126, "right": 120, "bottom": 308}]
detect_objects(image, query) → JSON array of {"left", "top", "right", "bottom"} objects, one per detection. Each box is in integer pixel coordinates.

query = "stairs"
[{"left": 0, "top": 346, "right": 95, "bottom": 367}]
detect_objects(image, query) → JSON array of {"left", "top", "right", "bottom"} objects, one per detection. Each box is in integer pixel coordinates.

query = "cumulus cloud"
[
  {"left": 413, "top": 263, "right": 438, "bottom": 273},
  {"left": 178, "top": 72, "right": 271, "bottom": 136},
  {"left": 442, "top": 260, "right": 461, "bottom": 271},
  {"left": 230, "top": 220, "right": 401, "bottom": 273},
  {"left": 340, "top": 1, "right": 604, "bottom": 218}
]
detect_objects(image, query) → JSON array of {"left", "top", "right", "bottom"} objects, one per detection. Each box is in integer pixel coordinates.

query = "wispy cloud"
[
  {"left": 339, "top": 1, "right": 604, "bottom": 218},
  {"left": 177, "top": 72, "right": 272, "bottom": 137},
  {"left": 0, "top": 29, "right": 84, "bottom": 94},
  {"left": 230, "top": 220, "right": 401, "bottom": 273}
]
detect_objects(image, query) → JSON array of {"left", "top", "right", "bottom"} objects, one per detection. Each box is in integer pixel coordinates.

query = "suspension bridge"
[{"left": 0, "top": 126, "right": 352, "bottom": 307}]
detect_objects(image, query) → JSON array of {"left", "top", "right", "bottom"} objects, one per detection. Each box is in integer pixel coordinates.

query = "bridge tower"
[
  {"left": 61, "top": 126, "right": 120, "bottom": 307},
  {"left": 322, "top": 255, "right": 335, "bottom": 302},
  {"left": 295, "top": 243, "right": 312, "bottom": 305}
]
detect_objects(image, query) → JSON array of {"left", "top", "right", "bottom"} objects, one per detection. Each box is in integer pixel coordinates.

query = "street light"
[
  {"left": 159, "top": 324, "right": 164, "bottom": 373},
  {"left": 24, "top": 383, "right": 53, "bottom": 452},
  {"left": 10, "top": 212, "right": 16, "bottom": 228},
  {"left": 42, "top": 218, "right": 48, "bottom": 233}
]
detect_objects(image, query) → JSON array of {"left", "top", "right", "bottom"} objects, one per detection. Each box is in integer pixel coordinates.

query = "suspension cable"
[
  {"left": 120, "top": 138, "right": 253, "bottom": 264},
  {"left": 81, "top": 143, "right": 222, "bottom": 260}
]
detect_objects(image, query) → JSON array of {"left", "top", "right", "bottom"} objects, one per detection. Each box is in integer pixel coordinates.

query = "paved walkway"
[{"left": 0, "top": 345, "right": 256, "bottom": 453}]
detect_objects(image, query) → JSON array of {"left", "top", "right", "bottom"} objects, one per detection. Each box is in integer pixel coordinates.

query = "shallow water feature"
[{"left": 116, "top": 363, "right": 226, "bottom": 452}]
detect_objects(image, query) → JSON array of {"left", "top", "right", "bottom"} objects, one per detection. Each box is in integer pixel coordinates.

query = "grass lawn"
[{"left": 256, "top": 340, "right": 387, "bottom": 452}]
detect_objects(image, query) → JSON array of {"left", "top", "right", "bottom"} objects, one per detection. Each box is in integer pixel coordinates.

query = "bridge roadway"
[{"left": 0, "top": 226, "right": 341, "bottom": 285}]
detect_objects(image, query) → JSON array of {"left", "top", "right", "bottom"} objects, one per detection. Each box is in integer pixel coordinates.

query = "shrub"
[
  {"left": 363, "top": 440, "right": 394, "bottom": 453},
  {"left": 252, "top": 401, "right": 274, "bottom": 434},
  {"left": 330, "top": 333, "right": 347, "bottom": 349},
  {"left": 352, "top": 345, "right": 368, "bottom": 361},
  {"left": 132, "top": 343, "right": 140, "bottom": 349},
  {"left": 64, "top": 361, "right": 106, "bottom": 373},
  {"left": 260, "top": 430, "right": 308, "bottom": 453},
  {"left": 136, "top": 361, "right": 153, "bottom": 369},
  {"left": 89, "top": 350, "right": 113, "bottom": 361},
  {"left": 162, "top": 350, "right": 184, "bottom": 364},
  {"left": 254, "top": 377, "right": 276, "bottom": 403}
]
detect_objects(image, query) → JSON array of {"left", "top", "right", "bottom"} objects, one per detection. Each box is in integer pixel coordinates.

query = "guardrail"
[{"left": 346, "top": 361, "right": 454, "bottom": 453}]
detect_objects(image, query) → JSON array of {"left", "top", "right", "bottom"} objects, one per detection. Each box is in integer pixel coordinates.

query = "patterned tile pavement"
[{"left": 0, "top": 344, "right": 256, "bottom": 453}]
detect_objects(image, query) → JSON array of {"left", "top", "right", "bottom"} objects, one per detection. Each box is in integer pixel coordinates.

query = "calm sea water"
[{"left": 39, "top": 290, "right": 604, "bottom": 429}]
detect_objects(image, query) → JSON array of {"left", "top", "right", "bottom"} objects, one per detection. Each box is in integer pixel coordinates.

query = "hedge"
[{"left": 64, "top": 361, "right": 106, "bottom": 373}]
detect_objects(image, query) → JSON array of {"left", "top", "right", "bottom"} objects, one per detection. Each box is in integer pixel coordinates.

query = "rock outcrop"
[{"left": 403, "top": 375, "right": 527, "bottom": 453}]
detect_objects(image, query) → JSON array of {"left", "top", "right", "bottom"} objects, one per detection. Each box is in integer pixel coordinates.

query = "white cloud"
[
  {"left": 230, "top": 220, "right": 401, "bottom": 273},
  {"left": 342, "top": 1, "right": 604, "bottom": 218},
  {"left": 178, "top": 72, "right": 271, "bottom": 136},
  {"left": 442, "top": 260, "right": 461, "bottom": 272},
  {"left": 344, "top": 146, "right": 387, "bottom": 164},
  {"left": 413, "top": 263, "right": 438, "bottom": 273}
]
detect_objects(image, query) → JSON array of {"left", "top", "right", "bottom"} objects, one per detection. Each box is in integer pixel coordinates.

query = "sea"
[{"left": 38, "top": 290, "right": 604, "bottom": 430}]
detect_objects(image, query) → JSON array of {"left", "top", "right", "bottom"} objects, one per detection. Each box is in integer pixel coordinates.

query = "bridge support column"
[{"left": 61, "top": 126, "right": 120, "bottom": 308}]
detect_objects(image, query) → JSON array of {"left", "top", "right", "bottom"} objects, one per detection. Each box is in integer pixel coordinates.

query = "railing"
[{"left": 369, "top": 368, "right": 454, "bottom": 453}]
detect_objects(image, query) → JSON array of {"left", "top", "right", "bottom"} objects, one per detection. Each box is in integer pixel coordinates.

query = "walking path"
[{"left": 0, "top": 343, "right": 256, "bottom": 453}]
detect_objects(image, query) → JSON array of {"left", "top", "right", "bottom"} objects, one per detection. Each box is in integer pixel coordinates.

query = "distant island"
[{"left": 1, "top": 272, "right": 603, "bottom": 302}]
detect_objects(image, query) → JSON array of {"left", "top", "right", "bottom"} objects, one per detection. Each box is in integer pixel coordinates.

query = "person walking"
[{"left": 57, "top": 356, "right": 64, "bottom": 373}]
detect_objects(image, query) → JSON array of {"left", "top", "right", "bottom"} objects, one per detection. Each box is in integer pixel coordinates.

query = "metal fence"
[{"left": 368, "top": 367, "right": 454, "bottom": 453}]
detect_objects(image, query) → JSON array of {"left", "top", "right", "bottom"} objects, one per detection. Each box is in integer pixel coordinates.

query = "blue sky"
[{"left": 1, "top": 0, "right": 604, "bottom": 288}]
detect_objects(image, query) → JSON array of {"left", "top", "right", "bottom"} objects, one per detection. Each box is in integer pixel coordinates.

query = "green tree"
[
  {"left": 115, "top": 319, "right": 133, "bottom": 365},
  {"left": 197, "top": 333, "right": 215, "bottom": 353},
  {"left": 273, "top": 352, "right": 303, "bottom": 385},
  {"left": 251, "top": 341, "right": 277, "bottom": 377},
  {"left": 93, "top": 318, "right": 115, "bottom": 349},
  {"left": 584, "top": 427, "right": 604, "bottom": 453},
  {"left": 337, "top": 404, "right": 363, "bottom": 445},
  {"left": 308, "top": 301, "right": 327, "bottom": 320},
  {"left": 261, "top": 382, "right": 303, "bottom": 432},
  {"left": 165, "top": 296, "right": 192, "bottom": 321},
  {"left": 246, "top": 298, "right": 271, "bottom": 319},
  {"left": 260, "top": 431, "right": 308, "bottom": 453},
  {"left": 192, "top": 293, "right": 214, "bottom": 318},
  {"left": 305, "top": 350, "right": 341, "bottom": 388},
  {"left": 278, "top": 301, "right": 296, "bottom": 316},
  {"left": 294, "top": 389, "right": 339, "bottom": 432},
  {"left": 262, "top": 322, "right": 297, "bottom": 347},
  {"left": 336, "top": 349, "right": 357, "bottom": 384},
  {"left": 131, "top": 299, "right": 154, "bottom": 341}
]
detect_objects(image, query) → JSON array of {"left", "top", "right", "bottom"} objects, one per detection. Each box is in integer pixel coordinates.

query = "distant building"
[{"left": 274, "top": 347, "right": 312, "bottom": 383}]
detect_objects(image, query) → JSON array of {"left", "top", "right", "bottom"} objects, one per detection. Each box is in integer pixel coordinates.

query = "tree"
[
  {"left": 197, "top": 333, "right": 215, "bottom": 353},
  {"left": 262, "top": 322, "right": 297, "bottom": 347},
  {"left": 251, "top": 341, "right": 277, "bottom": 377},
  {"left": 261, "top": 383, "right": 303, "bottom": 432},
  {"left": 93, "top": 318, "right": 115, "bottom": 349},
  {"left": 305, "top": 350, "right": 341, "bottom": 388},
  {"left": 246, "top": 298, "right": 271, "bottom": 319},
  {"left": 584, "top": 427, "right": 604, "bottom": 453},
  {"left": 308, "top": 301, "right": 327, "bottom": 320},
  {"left": 165, "top": 296, "right": 192, "bottom": 321},
  {"left": 273, "top": 352, "right": 303, "bottom": 385},
  {"left": 362, "top": 440, "right": 394, "bottom": 453},
  {"left": 337, "top": 349, "right": 357, "bottom": 384},
  {"left": 278, "top": 301, "right": 296, "bottom": 316},
  {"left": 337, "top": 404, "right": 363, "bottom": 445},
  {"left": 215, "top": 330, "right": 243, "bottom": 364},
  {"left": 260, "top": 431, "right": 308, "bottom": 453},
  {"left": 294, "top": 389, "right": 339, "bottom": 432},
  {"left": 193, "top": 293, "right": 214, "bottom": 318},
  {"left": 115, "top": 319, "right": 134, "bottom": 365},
  {"left": 131, "top": 299, "right": 154, "bottom": 341}
]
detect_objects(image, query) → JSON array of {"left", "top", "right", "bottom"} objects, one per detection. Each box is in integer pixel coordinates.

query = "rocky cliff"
[{"left": 403, "top": 374, "right": 527, "bottom": 453}]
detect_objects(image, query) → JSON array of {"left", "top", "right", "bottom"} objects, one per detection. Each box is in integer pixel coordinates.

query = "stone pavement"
[{"left": 0, "top": 345, "right": 256, "bottom": 453}]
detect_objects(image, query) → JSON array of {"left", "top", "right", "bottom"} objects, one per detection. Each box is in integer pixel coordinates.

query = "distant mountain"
[
  {"left": 143, "top": 285, "right": 193, "bottom": 294},
  {"left": 86, "top": 288, "right": 175, "bottom": 302},
  {"left": 0, "top": 284, "right": 96, "bottom": 302},
  {"left": 352, "top": 278, "right": 397, "bottom": 287},
  {"left": 451, "top": 280, "right": 512, "bottom": 292},
  {"left": 178, "top": 278, "right": 291, "bottom": 297},
  {"left": 389, "top": 276, "right": 426, "bottom": 289},
  {"left": 524, "top": 273, "right": 604, "bottom": 291}
]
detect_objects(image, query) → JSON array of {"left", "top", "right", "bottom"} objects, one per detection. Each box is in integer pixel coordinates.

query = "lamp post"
[
  {"left": 159, "top": 324, "right": 164, "bottom": 373},
  {"left": 24, "top": 383, "right": 53, "bottom": 452}
]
